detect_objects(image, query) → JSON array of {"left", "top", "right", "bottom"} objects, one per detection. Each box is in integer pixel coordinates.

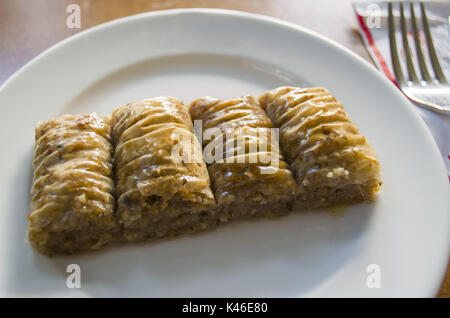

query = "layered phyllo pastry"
[
  {"left": 259, "top": 87, "right": 381, "bottom": 208},
  {"left": 27, "top": 88, "right": 383, "bottom": 256},
  {"left": 112, "top": 97, "right": 217, "bottom": 242},
  {"left": 189, "top": 96, "right": 299, "bottom": 220},
  {"left": 28, "top": 113, "right": 118, "bottom": 255}
]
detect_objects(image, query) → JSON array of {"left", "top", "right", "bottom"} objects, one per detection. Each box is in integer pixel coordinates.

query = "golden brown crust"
[
  {"left": 189, "top": 95, "right": 299, "bottom": 215},
  {"left": 28, "top": 88, "right": 383, "bottom": 254},
  {"left": 28, "top": 113, "right": 117, "bottom": 255},
  {"left": 112, "top": 97, "right": 216, "bottom": 241},
  {"left": 259, "top": 86, "right": 381, "bottom": 205}
]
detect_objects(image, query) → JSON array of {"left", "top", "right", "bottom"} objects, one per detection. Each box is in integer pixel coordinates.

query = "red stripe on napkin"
[{"left": 356, "top": 14, "right": 399, "bottom": 87}]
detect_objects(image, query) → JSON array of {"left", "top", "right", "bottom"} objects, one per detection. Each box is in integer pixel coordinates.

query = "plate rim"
[{"left": 0, "top": 8, "right": 448, "bottom": 297}]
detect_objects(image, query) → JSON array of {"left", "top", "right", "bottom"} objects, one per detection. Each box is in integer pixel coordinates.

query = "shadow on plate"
[
  {"left": 5, "top": 148, "right": 375, "bottom": 297},
  {"left": 60, "top": 53, "right": 306, "bottom": 116}
]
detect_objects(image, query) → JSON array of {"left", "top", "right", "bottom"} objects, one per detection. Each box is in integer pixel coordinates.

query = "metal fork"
[{"left": 388, "top": 1, "right": 450, "bottom": 114}]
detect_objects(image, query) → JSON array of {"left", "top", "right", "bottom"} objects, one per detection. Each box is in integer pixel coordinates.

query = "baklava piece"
[
  {"left": 28, "top": 113, "right": 118, "bottom": 255},
  {"left": 259, "top": 87, "right": 381, "bottom": 209},
  {"left": 189, "top": 96, "right": 299, "bottom": 220},
  {"left": 112, "top": 97, "right": 216, "bottom": 242}
]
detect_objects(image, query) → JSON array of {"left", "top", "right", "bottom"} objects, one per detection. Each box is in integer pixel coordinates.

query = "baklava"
[
  {"left": 259, "top": 86, "right": 381, "bottom": 208},
  {"left": 28, "top": 113, "right": 117, "bottom": 255},
  {"left": 189, "top": 96, "right": 299, "bottom": 219},
  {"left": 112, "top": 97, "right": 217, "bottom": 242}
]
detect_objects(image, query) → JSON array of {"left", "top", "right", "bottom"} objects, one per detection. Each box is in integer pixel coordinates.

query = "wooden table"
[{"left": 0, "top": 0, "right": 448, "bottom": 297}]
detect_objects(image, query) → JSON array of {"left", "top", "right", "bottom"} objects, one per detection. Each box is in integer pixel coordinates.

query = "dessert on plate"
[
  {"left": 259, "top": 86, "right": 381, "bottom": 209},
  {"left": 27, "top": 88, "right": 382, "bottom": 255},
  {"left": 112, "top": 96, "right": 217, "bottom": 242},
  {"left": 189, "top": 95, "right": 299, "bottom": 220},
  {"left": 28, "top": 113, "right": 117, "bottom": 255}
]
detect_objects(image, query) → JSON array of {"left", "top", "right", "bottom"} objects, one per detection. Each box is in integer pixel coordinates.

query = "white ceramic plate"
[{"left": 0, "top": 9, "right": 448, "bottom": 298}]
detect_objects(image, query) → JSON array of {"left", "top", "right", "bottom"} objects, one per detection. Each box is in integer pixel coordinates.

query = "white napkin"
[{"left": 353, "top": 0, "right": 450, "bottom": 179}]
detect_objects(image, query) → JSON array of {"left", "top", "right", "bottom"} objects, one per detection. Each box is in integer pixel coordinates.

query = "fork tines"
[{"left": 388, "top": 1, "right": 448, "bottom": 85}]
